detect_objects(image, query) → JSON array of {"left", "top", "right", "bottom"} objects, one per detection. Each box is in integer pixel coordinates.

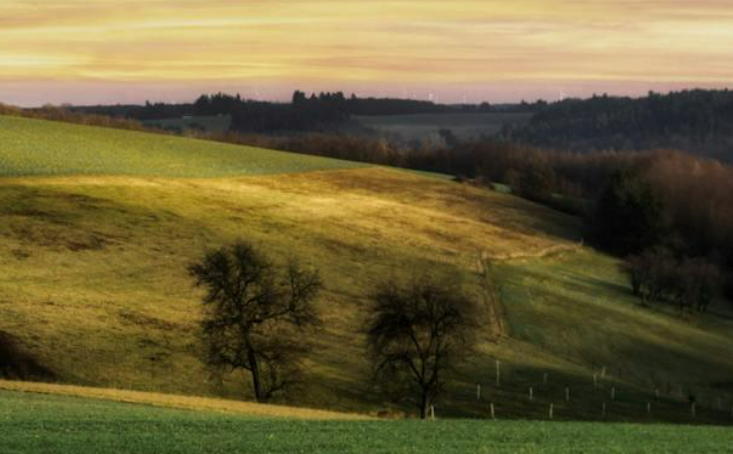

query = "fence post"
[
  {"left": 476, "top": 383, "right": 481, "bottom": 401},
  {"left": 496, "top": 360, "right": 501, "bottom": 387},
  {"left": 549, "top": 403, "right": 554, "bottom": 420},
  {"left": 691, "top": 403, "right": 696, "bottom": 418},
  {"left": 601, "top": 367, "right": 606, "bottom": 380},
  {"left": 430, "top": 405, "right": 436, "bottom": 421},
  {"left": 490, "top": 403, "right": 496, "bottom": 421},
  {"left": 602, "top": 402, "right": 607, "bottom": 418},
  {"left": 565, "top": 387, "right": 570, "bottom": 402}
]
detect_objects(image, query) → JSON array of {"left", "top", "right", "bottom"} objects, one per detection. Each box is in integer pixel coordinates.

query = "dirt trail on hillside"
[{"left": 487, "top": 241, "right": 585, "bottom": 262}]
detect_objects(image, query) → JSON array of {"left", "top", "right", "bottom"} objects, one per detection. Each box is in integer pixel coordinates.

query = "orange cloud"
[{"left": 2, "top": 0, "right": 732, "bottom": 104}]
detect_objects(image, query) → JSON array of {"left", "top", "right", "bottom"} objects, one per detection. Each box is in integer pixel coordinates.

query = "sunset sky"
[{"left": 2, "top": 0, "right": 733, "bottom": 106}]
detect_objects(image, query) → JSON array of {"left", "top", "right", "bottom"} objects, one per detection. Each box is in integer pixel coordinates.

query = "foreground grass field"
[
  {"left": 1, "top": 115, "right": 732, "bottom": 423},
  {"left": 2, "top": 389, "right": 732, "bottom": 454}
]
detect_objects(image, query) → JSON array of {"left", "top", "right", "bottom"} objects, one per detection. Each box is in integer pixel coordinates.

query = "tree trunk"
[
  {"left": 247, "top": 345, "right": 265, "bottom": 402},
  {"left": 420, "top": 389, "right": 430, "bottom": 420}
]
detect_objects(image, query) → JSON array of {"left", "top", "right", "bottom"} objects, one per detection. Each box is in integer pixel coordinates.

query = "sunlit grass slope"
[
  {"left": 1, "top": 116, "right": 732, "bottom": 422},
  {"left": 0, "top": 380, "right": 368, "bottom": 420},
  {"left": 0, "top": 167, "right": 581, "bottom": 410},
  {"left": 0, "top": 115, "right": 363, "bottom": 177},
  {"left": 3, "top": 389, "right": 732, "bottom": 454}
]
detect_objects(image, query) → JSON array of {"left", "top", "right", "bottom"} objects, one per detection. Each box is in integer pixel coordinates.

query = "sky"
[{"left": 2, "top": 0, "right": 733, "bottom": 106}]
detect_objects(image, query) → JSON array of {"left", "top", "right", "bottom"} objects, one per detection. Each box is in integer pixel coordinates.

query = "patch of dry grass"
[{"left": 0, "top": 380, "right": 370, "bottom": 420}]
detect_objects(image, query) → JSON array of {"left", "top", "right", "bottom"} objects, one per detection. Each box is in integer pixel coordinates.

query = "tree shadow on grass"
[{"left": 0, "top": 330, "right": 55, "bottom": 381}]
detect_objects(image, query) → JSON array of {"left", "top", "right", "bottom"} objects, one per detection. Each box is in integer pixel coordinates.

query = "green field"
[
  {"left": 1, "top": 115, "right": 733, "bottom": 427},
  {"left": 2, "top": 390, "right": 732, "bottom": 454},
  {"left": 0, "top": 115, "right": 362, "bottom": 177},
  {"left": 356, "top": 112, "right": 532, "bottom": 141}
]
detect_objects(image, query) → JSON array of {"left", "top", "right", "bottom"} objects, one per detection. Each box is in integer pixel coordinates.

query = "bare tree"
[
  {"left": 624, "top": 250, "right": 721, "bottom": 312},
  {"left": 189, "top": 241, "right": 321, "bottom": 402},
  {"left": 364, "top": 275, "right": 480, "bottom": 419}
]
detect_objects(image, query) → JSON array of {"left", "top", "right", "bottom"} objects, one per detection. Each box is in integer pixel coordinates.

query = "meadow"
[
  {"left": 355, "top": 112, "right": 532, "bottom": 141},
  {"left": 0, "top": 115, "right": 362, "bottom": 178},
  {"left": 0, "top": 115, "right": 732, "bottom": 424},
  {"left": 2, "top": 389, "right": 732, "bottom": 454}
]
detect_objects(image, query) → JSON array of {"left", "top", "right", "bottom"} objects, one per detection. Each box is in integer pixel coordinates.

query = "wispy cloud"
[{"left": 2, "top": 0, "right": 732, "bottom": 104}]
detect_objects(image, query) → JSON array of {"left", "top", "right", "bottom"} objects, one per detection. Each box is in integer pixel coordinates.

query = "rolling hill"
[
  {"left": 1, "top": 115, "right": 732, "bottom": 423},
  {"left": 0, "top": 115, "right": 362, "bottom": 178}
]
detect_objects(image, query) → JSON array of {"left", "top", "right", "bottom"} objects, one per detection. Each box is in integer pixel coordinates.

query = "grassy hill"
[
  {"left": 2, "top": 384, "right": 732, "bottom": 454},
  {"left": 1, "top": 115, "right": 732, "bottom": 423},
  {"left": 0, "top": 115, "right": 362, "bottom": 177}
]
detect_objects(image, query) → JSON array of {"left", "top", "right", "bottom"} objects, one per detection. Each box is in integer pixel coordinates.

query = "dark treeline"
[
  {"left": 67, "top": 102, "right": 194, "bottom": 121},
  {"left": 196, "top": 92, "right": 350, "bottom": 133},
  {"left": 504, "top": 89, "right": 733, "bottom": 161},
  {"left": 70, "top": 91, "right": 536, "bottom": 134}
]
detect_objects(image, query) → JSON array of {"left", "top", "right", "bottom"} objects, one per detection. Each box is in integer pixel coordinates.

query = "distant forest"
[
  {"left": 70, "top": 92, "right": 533, "bottom": 134},
  {"left": 503, "top": 90, "right": 733, "bottom": 160},
  {"left": 70, "top": 89, "right": 733, "bottom": 161}
]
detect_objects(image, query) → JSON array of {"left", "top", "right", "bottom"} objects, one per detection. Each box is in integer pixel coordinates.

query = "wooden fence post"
[
  {"left": 565, "top": 387, "right": 570, "bottom": 402},
  {"left": 496, "top": 360, "right": 501, "bottom": 387},
  {"left": 476, "top": 383, "right": 481, "bottom": 401},
  {"left": 691, "top": 403, "right": 696, "bottom": 418},
  {"left": 490, "top": 403, "right": 496, "bottom": 421},
  {"left": 529, "top": 387, "right": 533, "bottom": 401},
  {"left": 549, "top": 403, "right": 554, "bottom": 420}
]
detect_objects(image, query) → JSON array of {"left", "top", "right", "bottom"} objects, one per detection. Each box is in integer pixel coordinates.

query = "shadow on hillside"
[
  {"left": 439, "top": 353, "right": 733, "bottom": 425},
  {"left": 556, "top": 269, "right": 630, "bottom": 297},
  {"left": 0, "top": 330, "right": 55, "bottom": 381}
]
